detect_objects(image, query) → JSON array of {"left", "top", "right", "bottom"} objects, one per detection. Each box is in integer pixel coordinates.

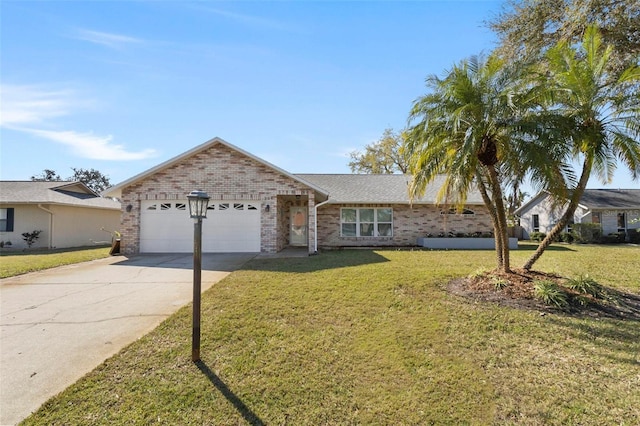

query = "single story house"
[
  {"left": 103, "top": 137, "right": 493, "bottom": 255},
  {"left": 515, "top": 189, "right": 640, "bottom": 240},
  {"left": 0, "top": 181, "right": 121, "bottom": 250}
]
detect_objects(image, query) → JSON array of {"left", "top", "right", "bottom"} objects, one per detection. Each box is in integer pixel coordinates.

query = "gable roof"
[
  {"left": 0, "top": 181, "right": 121, "bottom": 210},
  {"left": 515, "top": 188, "right": 640, "bottom": 215},
  {"left": 297, "top": 174, "right": 485, "bottom": 205},
  {"left": 102, "top": 137, "right": 329, "bottom": 199}
]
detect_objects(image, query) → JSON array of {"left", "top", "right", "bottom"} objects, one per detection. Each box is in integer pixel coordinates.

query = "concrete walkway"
[{"left": 0, "top": 253, "right": 254, "bottom": 426}]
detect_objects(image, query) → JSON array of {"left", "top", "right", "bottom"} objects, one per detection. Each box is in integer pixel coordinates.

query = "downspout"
[
  {"left": 314, "top": 198, "right": 330, "bottom": 253},
  {"left": 37, "top": 204, "right": 54, "bottom": 248}
]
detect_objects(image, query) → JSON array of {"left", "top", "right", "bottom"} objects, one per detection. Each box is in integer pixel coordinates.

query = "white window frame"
[
  {"left": 617, "top": 212, "right": 627, "bottom": 232},
  {"left": 340, "top": 207, "right": 393, "bottom": 237}
]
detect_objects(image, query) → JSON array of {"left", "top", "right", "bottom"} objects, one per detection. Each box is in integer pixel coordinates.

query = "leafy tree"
[
  {"left": 31, "top": 169, "right": 61, "bottom": 181},
  {"left": 405, "top": 55, "right": 534, "bottom": 273},
  {"left": 31, "top": 168, "right": 111, "bottom": 193},
  {"left": 489, "top": 0, "right": 640, "bottom": 77},
  {"left": 69, "top": 168, "right": 111, "bottom": 193},
  {"left": 349, "top": 128, "right": 409, "bottom": 174},
  {"left": 522, "top": 25, "right": 640, "bottom": 270}
]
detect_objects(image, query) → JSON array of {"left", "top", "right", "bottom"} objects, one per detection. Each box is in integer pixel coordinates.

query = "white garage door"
[{"left": 140, "top": 200, "right": 261, "bottom": 253}]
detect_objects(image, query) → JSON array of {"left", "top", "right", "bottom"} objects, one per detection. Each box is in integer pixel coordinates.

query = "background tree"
[
  {"left": 31, "top": 168, "right": 111, "bottom": 193},
  {"left": 31, "top": 169, "right": 61, "bottom": 181},
  {"left": 69, "top": 168, "right": 111, "bottom": 193},
  {"left": 348, "top": 128, "right": 409, "bottom": 174},
  {"left": 489, "top": 0, "right": 640, "bottom": 77},
  {"left": 522, "top": 25, "right": 640, "bottom": 270}
]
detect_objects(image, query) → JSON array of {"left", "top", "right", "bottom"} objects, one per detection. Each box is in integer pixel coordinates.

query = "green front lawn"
[
  {"left": 0, "top": 246, "right": 111, "bottom": 278},
  {"left": 22, "top": 244, "right": 640, "bottom": 425}
]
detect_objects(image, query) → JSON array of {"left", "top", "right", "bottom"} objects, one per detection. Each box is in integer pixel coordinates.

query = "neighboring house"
[
  {"left": 0, "top": 181, "right": 121, "bottom": 250},
  {"left": 103, "top": 137, "right": 493, "bottom": 256},
  {"left": 515, "top": 189, "right": 640, "bottom": 240}
]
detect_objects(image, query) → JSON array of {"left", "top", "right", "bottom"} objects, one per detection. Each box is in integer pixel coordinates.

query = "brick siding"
[
  {"left": 317, "top": 204, "right": 492, "bottom": 248},
  {"left": 120, "top": 143, "right": 314, "bottom": 255}
]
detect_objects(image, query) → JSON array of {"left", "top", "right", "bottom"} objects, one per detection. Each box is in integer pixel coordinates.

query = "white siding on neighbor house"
[
  {"left": 518, "top": 196, "right": 569, "bottom": 238},
  {"left": 518, "top": 194, "right": 640, "bottom": 239},
  {"left": 600, "top": 209, "right": 640, "bottom": 235},
  {"left": 0, "top": 204, "right": 120, "bottom": 250},
  {"left": 0, "top": 205, "right": 51, "bottom": 249},
  {"left": 48, "top": 204, "right": 120, "bottom": 248}
]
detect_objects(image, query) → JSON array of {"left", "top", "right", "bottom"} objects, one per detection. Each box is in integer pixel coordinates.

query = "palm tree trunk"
[
  {"left": 475, "top": 170, "right": 505, "bottom": 271},
  {"left": 523, "top": 156, "right": 594, "bottom": 270},
  {"left": 487, "top": 166, "right": 511, "bottom": 272}
]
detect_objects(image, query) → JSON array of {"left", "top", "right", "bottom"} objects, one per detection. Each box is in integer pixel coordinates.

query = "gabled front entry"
[{"left": 289, "top": 206, "right": 308, "bottom": 246}]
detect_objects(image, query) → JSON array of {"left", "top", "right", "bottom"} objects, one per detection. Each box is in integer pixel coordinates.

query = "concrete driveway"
[{"left": 0, "top": 253, "right": 254, "bottom": 426}]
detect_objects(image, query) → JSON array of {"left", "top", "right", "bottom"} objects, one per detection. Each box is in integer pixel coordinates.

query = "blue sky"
[{"left": 1, "top": 0, "right": 638, "bottom": 194}]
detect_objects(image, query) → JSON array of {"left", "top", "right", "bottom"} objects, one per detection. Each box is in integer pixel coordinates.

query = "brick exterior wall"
[
  {"left": 119, "top": 143, "right": 314, "bottom": 255},
  {"left": 316, "top": 203, "right": 492, "bottom": 248}
]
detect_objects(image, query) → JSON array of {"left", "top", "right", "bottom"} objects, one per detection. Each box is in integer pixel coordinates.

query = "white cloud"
[
  {"left": 74, "top": 29, "right": 144, "bottom": 49},
  {"left": 0, "top": 84, "right": 73, "bottom": 126},
  {"left": 1, "top": 84, "right": 156, "bottom": 161},
  {"left": 17, "top": 128, "right": 157, "bottom": 161}
]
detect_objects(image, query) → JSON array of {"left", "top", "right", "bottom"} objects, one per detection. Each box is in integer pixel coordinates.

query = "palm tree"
[
  {"left": 523, "top": 25, "right": 640, "bottom": 270},
  {"left": 405, "top": 55, "right": 529, "bottom": 273}
]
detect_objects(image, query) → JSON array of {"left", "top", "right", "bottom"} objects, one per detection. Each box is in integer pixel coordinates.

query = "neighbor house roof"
[
  {"left": 515, "top": 188, "right": 640, "bottom": 215},
  {"left": 102, "top": 137, "right": 329, "bottom": 199},
  {"left": 297, "top": 174, "right": 485, "bottom": 205},
  {"left": 0, "top": 181, "right": 121, "bottom": 210},
  {"left": 578, "top": 189, "right": 640, "bottom": 210}
]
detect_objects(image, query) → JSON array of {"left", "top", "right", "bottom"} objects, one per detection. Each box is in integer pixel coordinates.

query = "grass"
[
  {"left": 21, "top": 243, "right": 640, "bottom": 425},
  {"left": 0, "top": 246, "right": 111, "bottom": 278}
]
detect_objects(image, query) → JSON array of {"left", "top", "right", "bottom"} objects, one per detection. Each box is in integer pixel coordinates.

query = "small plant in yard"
[
  {"left": 468, "top": 268, "right": 488, "bottom": 280},
  {"left": 533, "top": 279, "right": 568, "bottom": 308},
  {"left": 492, "top": 277, "right": 509, "bottom": 290},
  {"left": 566, "top": 274, "right": 604, "bottom": 298},
  {"left": 21, "top": 230, "right": 42, "bottom": 248}
]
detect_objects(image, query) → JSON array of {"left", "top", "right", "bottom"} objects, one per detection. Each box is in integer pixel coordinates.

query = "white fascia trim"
[{"left": 102, "top": 137, "right": 329, "bottom": 199}]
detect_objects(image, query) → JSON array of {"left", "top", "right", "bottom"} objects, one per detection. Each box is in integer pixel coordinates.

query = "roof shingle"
[
  {"left": 0, "top": 181, "right": 121, "bottom": 210},
  {"left": 295, "top": 174, "right": 484, "bottom": 204}
]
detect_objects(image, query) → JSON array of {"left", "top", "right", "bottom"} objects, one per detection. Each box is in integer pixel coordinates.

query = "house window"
[
  {"left": 617, "top": 212, "right": 627, "bottom": 232},
  {"left": 532, "top": 214, "right": 540, "bottom": 232},
  {"left": 341, "top": 208, "right": 393, "bottom": 237},
  {"left": 592, "top": 212, "right": 601, "bottom": 225},
  {"left": 0, "top": 208, "right": 14, "bottom": 232}
]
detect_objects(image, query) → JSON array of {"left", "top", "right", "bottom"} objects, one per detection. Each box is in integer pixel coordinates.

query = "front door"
[{"left": 290, "top": 206, "right": 308, "bottom": 246}]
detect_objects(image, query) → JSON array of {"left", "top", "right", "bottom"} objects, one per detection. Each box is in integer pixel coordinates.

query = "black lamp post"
[{"left": 187, "top": 190, "right": 210, "bottom": 362}]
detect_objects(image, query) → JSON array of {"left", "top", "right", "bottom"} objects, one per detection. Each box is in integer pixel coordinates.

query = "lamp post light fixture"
[{"left": 187, "top": 190, "right": 210, "bottom": 362}]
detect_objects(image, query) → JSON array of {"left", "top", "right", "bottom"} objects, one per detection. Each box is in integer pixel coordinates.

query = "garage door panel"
[{"left": 140, "top": 200, "right": 260, "bottom": 253}]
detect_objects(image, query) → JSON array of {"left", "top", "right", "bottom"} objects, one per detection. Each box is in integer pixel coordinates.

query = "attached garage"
[
  {"left": 103, "top": 138, "right": 328, "bottom": 255},
  {"left": 140, "top": 200, "right": 260, "bottom": 253}
]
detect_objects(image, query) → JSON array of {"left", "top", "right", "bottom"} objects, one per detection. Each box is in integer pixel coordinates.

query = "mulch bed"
[{"left": 447, "top": 268, "right": 640, "bottom": 321}]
